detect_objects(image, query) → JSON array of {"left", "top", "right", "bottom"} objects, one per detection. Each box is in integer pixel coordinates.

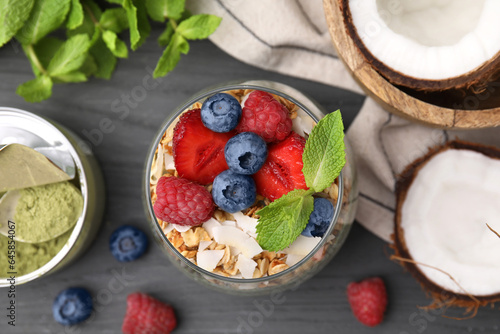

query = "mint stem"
[{"left": 26, "top": 44, "right": 47, "bottom": 75}]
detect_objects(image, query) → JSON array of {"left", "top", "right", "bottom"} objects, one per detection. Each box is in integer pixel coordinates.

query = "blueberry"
[
  {"left": 53, "top": 287, "right": 93, "bottom": 325},
  {"left": 109, "top": 225, "right": 148, "bottom": 262},
  {"left": 302, "top": 198, "right": 335, "bottom": 237},
  {"left": 225, "top": 132, "right": 268, "bottom": 175},
  {"left": 212, "top": 170, "right": 256, "bottom": 213},
  {"left": 201, "top": 93, "right": 242, "bottom": 132}
]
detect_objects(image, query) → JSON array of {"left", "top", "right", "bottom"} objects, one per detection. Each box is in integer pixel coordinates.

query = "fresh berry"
[
  {"left": 347, "top": 277, "right": 388, "bottom": 327},
  {"left": 173, "top": 109, "right": 234, "bottom": 184},
  {"left": 253, "top": 132, "right": 308, "bottom": 201},
  {"left": 109, "top": 225, "right": 148, "bottom": 262},
  {"left": 53, "top": 287, "right": 93, "bottom": 326},
  {"left": 122, "top": 292, "right": 177, "bottom": 334},
  {"left": 212, "top": 170, "right": 256, "bottom": 213},
  {"left": 201, "top": 93, "right": 242, "bottom": 132},
  {"left": 236, "top": 90, "right": 292, "bottom": 143},
  {"left": 154, "top": 176, "right": 214, "bottom": 226},
  {"left": 302, "top": 198, "right": 335, "bottom": 237},
  {"left": 225, "top": 132, "right": 268, "bottom": 175}
]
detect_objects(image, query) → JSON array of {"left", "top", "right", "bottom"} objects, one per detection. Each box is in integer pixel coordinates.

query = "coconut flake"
[
  {"left": 292, "top": 115, "right": 315, "bottom": 137},
  {"left": 239, "top": 237, "right": 263, "bottom": 258},
  {"left": 212, "top": 226, "right": 262, "bottom": 258},
  {"left": 202, "top": 218, "right": 221, "bottom": 239},
  {"left": 162, "top": 223, "right": 174, "bottom": 234},
  {"left": 196, "top": 250, "right": 225, "bottom": 272},
  {"left": 230, "top": 246, "right": 241, "bottom": 256},
  {"left": 236, "top": 254, "right": 257, "bottom": 279},
  {"left": 233, "top": 211, "right": 258, "bottom": 237},
  {"left": 221, "top": 220, "right": 237, "bottom": 227},
  {"left": 284, "top": 236, "right": 321, "bottom": 256},
  {"left": 198, "top": 240, "right": 212, "bottom": 252},
  {"left": 172, "top": 224, "right": 191, "bottom": 233},
  {"left": 285, "top": 254, "right": 303, "bottom": 267}
]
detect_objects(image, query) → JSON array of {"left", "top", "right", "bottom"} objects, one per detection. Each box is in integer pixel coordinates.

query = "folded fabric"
[{"left": 186, "top": 0, "right": 500, "bottom": 242}]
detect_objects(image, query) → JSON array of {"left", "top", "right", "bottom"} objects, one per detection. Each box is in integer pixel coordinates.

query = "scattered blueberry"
[
  {"left": 53, "top": 287, "right": 93, "bottom": 326},
  {"left": 201, "top": 93, "right": 242, "bottom": 132},
  {"left": 302, "top": 198, "right": 335, "bottom": 237},
  {"left": 225, "top": 132, "right": 268, "bottom": 175},
  {"left": 109, "top": 225, "right": 148, "bottom": 262},
  {"left": 212, "top": 170, "right": 256, "bottom": 213}
]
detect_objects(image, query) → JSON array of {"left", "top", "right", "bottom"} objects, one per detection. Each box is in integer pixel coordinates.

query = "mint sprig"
[
  {"left": 0, "top": 0, "right": 221, "bottom": 102},
  {"left": 256, "top": 111, "right": 346, "bottom": 251}
]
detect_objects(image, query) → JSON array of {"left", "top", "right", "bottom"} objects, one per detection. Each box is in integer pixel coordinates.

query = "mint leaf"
[
  {"left": 122, "top": 0, "right": 150, "bottom": 50},
  {"left": 302, "top": 110, "right": 346, "bottom": 192},
  {"left": 89, "top": 37, "right": 116, "bottom": 79},
  {"left": 102, "top": 30, "right": 128, "bottom": 58},
  {"left": 53, "top": 71, "right": 87, "bottom": 83},
  {"left": 17, "top": 75, "right": 52, "bottom": 102},
  {"left": 146, "top": 0, "right": 184, "bottom": 22},
  {"left": 16, "top": 0, "right": 71, "bottom": 45},
  {"left": 66, "top": 0, "right": 84, "bottom": 29},
  {"left": 0, "top": 0, "right": 34, "bottom": 47},
  {"left": 256, "top": 189, "right": 314, "bottom": 251},
  {"left": 158, "top": 22, "right": 174, "bottom": 47},
  {"left": 176, "top": 14, "right": 221, "bottom": 40},
  {"left": 100, "top": 8, "right": 129, "bottom": 33},
  {"left": 23, "top": 36, "right": 62, "bottom": 76},
  {"left": 153, "top": 32, "right": 188, "bottom": 78},
  {"left": 47, "top": 34, "right": 90, "bottom": 76},
  {"left": 79, "top": 54, "right": 98, "bottom": 76}
]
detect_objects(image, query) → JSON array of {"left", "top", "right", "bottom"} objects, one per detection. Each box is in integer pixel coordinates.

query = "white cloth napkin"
[{"left": 186, "top": 0, "right": 500, "bottom": 242}]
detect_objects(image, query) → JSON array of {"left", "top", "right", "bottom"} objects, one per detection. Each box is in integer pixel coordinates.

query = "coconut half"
[
  {"left": 393, "top": 141, "right": 500, "bottom": 311},
  {"left": 343, "top": 0, "right": 500, "bottom": 91}
]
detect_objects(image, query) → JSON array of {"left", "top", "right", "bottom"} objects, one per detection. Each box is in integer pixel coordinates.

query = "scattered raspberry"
[
  {"left": 347, "top": 277, "right": 388, "bottom": 327},
  {"left": 154, "top": 176, "right": 214, "bottom": 226},
  {"left": 122, "top": 293, "right": 177, "bottom": 334},
  {"left": 236, "top": 90, "right": 292, "bottom": 143}
]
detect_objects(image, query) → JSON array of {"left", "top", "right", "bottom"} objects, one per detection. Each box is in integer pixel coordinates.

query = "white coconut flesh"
[
  {"left": 348, "top": 0, "right": 500, "bottom": 80},
  {"left": 402, "top": 149, "right": 500, "bottom": 296}
]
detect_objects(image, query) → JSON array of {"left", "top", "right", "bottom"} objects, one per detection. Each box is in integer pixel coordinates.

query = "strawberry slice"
[
  {"left": 253, "top": 131, "right": 308, "bottom": 201},
  {"left": 173, "top": 109, "right": 234, "bottom": 184}
]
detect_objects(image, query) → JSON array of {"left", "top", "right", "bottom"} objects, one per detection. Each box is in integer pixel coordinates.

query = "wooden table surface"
[{"left": 0, "top": 27, "right": 498, "bottom": 334}]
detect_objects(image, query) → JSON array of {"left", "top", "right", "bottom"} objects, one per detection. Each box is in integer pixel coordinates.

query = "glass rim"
[{"left": 143, "top": 82, "right": 344, "bottom": 284}]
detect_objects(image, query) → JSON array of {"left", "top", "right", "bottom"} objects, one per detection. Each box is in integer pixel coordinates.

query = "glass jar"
[{"left": 143, "top": 81, "right": 358, "bottom": 295}]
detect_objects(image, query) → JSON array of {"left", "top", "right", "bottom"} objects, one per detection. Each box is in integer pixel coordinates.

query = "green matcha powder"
[{"left": 0, "top": 181, "right": 83, "bottom": 277}]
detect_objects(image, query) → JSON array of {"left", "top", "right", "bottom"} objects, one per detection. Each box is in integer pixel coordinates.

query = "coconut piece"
[
  {"left": 235, "top": 254, "right": 258, "bottom": 279},
  {"left": 233, "top": 211, "right": 258, "bottom": 237},
  {"left": 283, "top": 236, "right": 322, "bottom": 257},
  {"left": 285, "top": 254, "right": 303, "bottom": 267},
  {"left": 198, "top": 240, "right": 212, "bottom": 252},
  {"left": 343, "top": 0, "right": 500, "bottom": 91},
  {"left": 394, "top": 140, "right": 500, "bottom": 310},
  {"left": 221, "top": 220, "right": 237, "bottom": 227},
  {"left": 213, "top": 226, "right": 263, "bottom": 258},
  {"left": 172, "top": 224, "right": 191, "bottom": 233},
  {"left": 230, "top": 246, "right": 241, "bottom": 256},
  {"left": 162, "top": 223, "right": 175, "bottom": 234},
  {"left": 196, "top": 250, "right": 225, "bottom": 272},
  {"left": 202, "top": 218, "right": 221, "bottom": 238}
]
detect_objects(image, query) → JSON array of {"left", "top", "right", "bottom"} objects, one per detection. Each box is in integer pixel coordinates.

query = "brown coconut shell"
[
  {"left": 323, "top": 0, "right": 500, "bottom": 129},
  {"left": 339, "top": 0, "right": 500, "bottom": 92},
  {"left": 393, "top": 140, "right": 500, "bottom": 313}
]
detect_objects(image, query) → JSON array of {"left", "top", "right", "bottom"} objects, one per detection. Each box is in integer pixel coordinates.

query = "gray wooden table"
[{"left": 1, "top": 27, "right": 498, "bottom": 334}]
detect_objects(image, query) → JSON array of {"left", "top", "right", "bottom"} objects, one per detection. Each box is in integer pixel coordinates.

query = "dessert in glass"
[{"left": 144, "top": 81, "right": 358, "bottom": 295}]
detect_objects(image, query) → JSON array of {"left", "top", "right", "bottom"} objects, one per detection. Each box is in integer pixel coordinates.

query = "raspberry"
[
  {"left": 236, "top": 90, "right": 292, "bottom": 143},
  {"left": 122, "top": 293, "right": 176, "bottom": 334},
  {"left": 153, "top": 176, "right": 215, "bottom": 226},
  {"left": 347, "top": 277, "right": 388, "bottom": 327}
]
